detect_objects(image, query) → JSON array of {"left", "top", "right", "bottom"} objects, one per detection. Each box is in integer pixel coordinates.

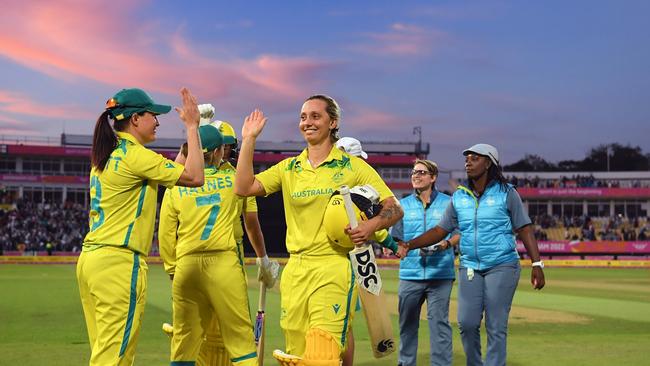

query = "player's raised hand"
[
  {"left": 242, "top": 109, "right": 267, "bottom": 139},
  {"left": 175, "top": 88, "right": 200, "bottom": 128}
]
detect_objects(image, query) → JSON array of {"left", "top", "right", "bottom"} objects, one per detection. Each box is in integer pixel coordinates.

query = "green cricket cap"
[
  {"left": 105, "top": 88, "right": 172, "bottom": 121},
  {"left": 199, "top": 125, "right": 224, "bottom": 152}
]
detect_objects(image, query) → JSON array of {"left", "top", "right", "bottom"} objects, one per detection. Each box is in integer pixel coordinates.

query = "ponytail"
[{"left": 91, "top": 111, "right": 118, "bottom": 172}]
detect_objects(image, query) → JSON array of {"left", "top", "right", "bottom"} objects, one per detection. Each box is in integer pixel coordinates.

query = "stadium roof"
[{"left": 61, "top": 134, "right": 429, "bottom": 155}]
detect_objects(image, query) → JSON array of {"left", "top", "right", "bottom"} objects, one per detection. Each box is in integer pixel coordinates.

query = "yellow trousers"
[
  {"left": 280, "top": 254, "right": 358, "bottom": 356},
  {"left": 77, "top": 246, "right": 148, "bottom": 366},
  {"left": 171, "top": 250, "right": 257, "bottom": 366}
]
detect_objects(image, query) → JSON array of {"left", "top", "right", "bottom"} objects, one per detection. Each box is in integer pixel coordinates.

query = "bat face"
[
  {"left": 254, "top": 311, "right": 265, "bottom": 344},
  {"left": 350, "top": 245, "right": 382, "bottom": 295},
  {"left": 359, "top": 284, "right": 396, "bottom": 358},
  {"left": 376, "top": 338, "right": 395, "bottom": 354}
]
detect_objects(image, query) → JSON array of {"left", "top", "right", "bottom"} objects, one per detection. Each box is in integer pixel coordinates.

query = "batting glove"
[
  {"left": 198, "top": 103, "right": 215, "bottom": 125},
  {"left": 257, "top": 255, "right": 280, "bottom": 288}
]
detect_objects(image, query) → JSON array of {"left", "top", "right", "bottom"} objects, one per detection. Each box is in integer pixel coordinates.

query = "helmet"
[
  {"left": 210, "top": 120, "right": 238, "bottom": 163},
  {"left": 323, "top": 185, "right": 382, "bottom": 248},
  {"left": 210, "top": 120, "right": 237, "bottom": 145}
]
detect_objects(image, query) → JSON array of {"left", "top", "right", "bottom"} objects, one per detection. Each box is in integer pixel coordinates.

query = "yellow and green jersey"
[
  {"left": 83, "top": 132, "right": 184, "bottom": 256},
  {"left": 256, "top": 146, "right": 393, "bottom": 256},
  {"left": 220, "top": 161, "right": 258, "bottom": 244},
  {"left": 159, "top": 164, "right": 242, "bottom": 274}
]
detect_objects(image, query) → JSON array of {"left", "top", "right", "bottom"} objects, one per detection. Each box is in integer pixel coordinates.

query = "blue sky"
[{"left": 0, "top": 0, "right": 648, "bottom": 169}]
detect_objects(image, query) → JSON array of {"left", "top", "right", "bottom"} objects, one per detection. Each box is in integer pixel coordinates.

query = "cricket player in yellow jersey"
[
  {"left": 76, "top": 87, "right": 205, "bottom": 366},
  {"left": 159, "top": 124, "right": 277, "bottom": 366},
  {"left": 162, "top": 113, "right": 279, "bottom": 366},
  {"left": 234, "top": 96, "right": 404, "bottom": 366},
  {"left": 195, "top": 120, "right": 279, "bottom": 366}
]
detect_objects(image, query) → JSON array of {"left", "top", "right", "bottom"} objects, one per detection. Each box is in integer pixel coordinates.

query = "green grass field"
[{"left": 1, "top": 264, "right": 649, "bottom": 365}]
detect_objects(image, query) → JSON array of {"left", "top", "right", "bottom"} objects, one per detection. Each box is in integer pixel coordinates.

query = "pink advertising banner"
[
  {"left": 0, "top": 174, "right": 89, "bottom": 184},
  {"left": 518, "top": 187, "right": 650, "bottom": 198},
  {"left": 516, "top": 240, "right": 650, "bottom": 254}
]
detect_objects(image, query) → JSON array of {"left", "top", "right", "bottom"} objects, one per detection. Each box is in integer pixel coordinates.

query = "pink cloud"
[
  {"left": 353, "top": 23, "right": 449, "bottom": 57},
  {"left": 0, "top": 0, "right": 332, "bottom": 115},
  {"left": 0, "top": 90, "right": 92, "bottom": 119},
  {"left": 0, "top": 128, "right": 40, "bottom": 136},
  {"left": 0, "top": 113, "right": 29, "bottom": 127},
  {"left": 344, "top": 105, "right": 404, "bottom": 128},
  {"left": 0, "top": 113, "right": 40, "bottom": 135}
]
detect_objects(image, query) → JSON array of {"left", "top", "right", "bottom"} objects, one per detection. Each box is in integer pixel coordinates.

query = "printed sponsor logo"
[{"left": 291, "top": 188, "right": 334, "bottom": 199}]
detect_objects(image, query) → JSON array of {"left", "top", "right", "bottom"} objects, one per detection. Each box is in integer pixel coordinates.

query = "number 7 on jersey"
[{"left": 195, "top": 193, "right": 222, "bottom": 240}]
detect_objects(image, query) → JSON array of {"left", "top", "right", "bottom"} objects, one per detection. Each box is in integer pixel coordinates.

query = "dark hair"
[
  {"left": 305, "top": 94, "right": 340, "bottom": 142},
  {"left": 469, "top": 160, "right": 509, "bottom": 192},
  {"left": 90, "top": 111, "right": 129, "bottom": 172}
]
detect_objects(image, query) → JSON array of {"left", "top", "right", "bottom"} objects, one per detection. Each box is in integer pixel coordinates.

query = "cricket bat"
[
  {"left": 254, "top": 282, "right": 266, "bottom": 366},
  {"left": 340, "top": 185, "right": 396, "bottom": 358}
]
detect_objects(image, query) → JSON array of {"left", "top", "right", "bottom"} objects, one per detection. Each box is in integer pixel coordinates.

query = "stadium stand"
[{"left": 0, "top": 134, "right": 428, "bottom": 255}]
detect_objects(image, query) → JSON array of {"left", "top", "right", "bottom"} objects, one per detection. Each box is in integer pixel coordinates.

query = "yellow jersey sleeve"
[
  {"left": 129, "top": 145, "right": 184, "bottom": 189},
  {"left": 244, "top": 196, "right": 258, "bottom": 213},
  {"left": 255, "top": 159, "right": 286, "bottom": 195},
  {"left": 233, "top": 196, "right": 257, "bottom": 243},
  {"left": 84, "top": 134, "right": 183, "bottom": 255},
  {"left": 233, "top": 197, "right": 245, "bottom": 244},
  {"left": 158, "top": 189, "right": 179, "bottom": 275}
]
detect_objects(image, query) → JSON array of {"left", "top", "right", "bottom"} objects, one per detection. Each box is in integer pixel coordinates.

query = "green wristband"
[{"left": 381, "top": 236, "right": 399, "bottom": 252}]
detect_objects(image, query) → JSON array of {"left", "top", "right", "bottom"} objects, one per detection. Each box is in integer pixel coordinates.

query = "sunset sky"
[{"left": 0, "top": 0, "right": 648, "bottom": 169}]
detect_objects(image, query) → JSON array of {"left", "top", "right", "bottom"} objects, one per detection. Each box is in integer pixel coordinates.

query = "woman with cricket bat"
[
  {"left": 159, "top": 123, "right": 277, "bottom": 366},
  {"left": 77, "top": 87, "right": 205, "bottom": 365},
  {"left": 234, "top": 96, "right": 403, "bottom": 366},
  {"left": 397, "top": 143, "right": 545, "bottom": 366}
]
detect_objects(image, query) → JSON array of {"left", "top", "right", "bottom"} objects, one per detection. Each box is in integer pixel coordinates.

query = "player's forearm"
[
  {"left": 378, "top": 235, "right": 399, "bottom": 252},
  {"left": 371, "top": 197, "right": 403, "bottom": 231},
  {"left": 406, "top": 226, "right": 449, "bottom": 249},
  {"left": 517, "top": 225, "right": 541, "bottom": 262},
  {"left": 179, "top": 127, "right": 204, "bottom": 187},
  {"left": 448, "top": 233, "right": 460, "bottom": 247},
  {"left": 234, "top": 136, "right": 261, "bottom": 196},
  {"left": 175, "top": 144, "right": 186, "bottom": 164},
  {"left": 244, "top": 212, "right": 267, "bottom": 257},
  {"left": 158, "top": 240, "right": 177, "bottom": 275}
]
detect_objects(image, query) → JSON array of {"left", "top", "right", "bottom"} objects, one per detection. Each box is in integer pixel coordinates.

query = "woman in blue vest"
[
  {"left": 397, "top": 144, "right": 545, "bottom": 366},
  {"left": 391, "top": 159, "right": 459, "bottom": 366}
]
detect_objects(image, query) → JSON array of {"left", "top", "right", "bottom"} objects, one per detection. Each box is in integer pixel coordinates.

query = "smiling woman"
[
  {"left": 397, "top": 143, "right": 546, "bottom": 366},
  {"left": 76, "top": 87, "right": 205, "bottom": 366},
  {"left": 234, "top": 96, "right": 404, "bottom": 366}
]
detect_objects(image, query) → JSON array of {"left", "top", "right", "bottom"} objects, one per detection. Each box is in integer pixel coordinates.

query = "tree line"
[{"left": 503, "top": 143, "right": 649, "bottom": 171}]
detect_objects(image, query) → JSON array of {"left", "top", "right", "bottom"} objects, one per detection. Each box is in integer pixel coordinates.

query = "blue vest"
[
  {"left": 453, "top": 182, "right": 519, "bottom": 270},
  {"left": 399, "top": 191, "right": 455, "bottom": 280}
]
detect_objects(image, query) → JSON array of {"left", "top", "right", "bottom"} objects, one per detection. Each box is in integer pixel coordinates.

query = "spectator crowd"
[
  {"left": 530, "top": 214, "right": 648, "bottom": 242},
  {"left": 506, "top": 174, "right": 650, "bottom": 189},
  {"left": 1, "top": 198, "right": 649, "bottom": 256},
  {"left": 0, "top": 199, "right": 87, "bottom": 254}
]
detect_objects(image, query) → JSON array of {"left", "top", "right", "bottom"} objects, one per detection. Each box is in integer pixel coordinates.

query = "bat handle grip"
[
  {"left": 258, "top": 282, "right": 266, "bottom": 311},
  {"left": 340, "top": 185, "right": 359, "bottom": 229}
]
